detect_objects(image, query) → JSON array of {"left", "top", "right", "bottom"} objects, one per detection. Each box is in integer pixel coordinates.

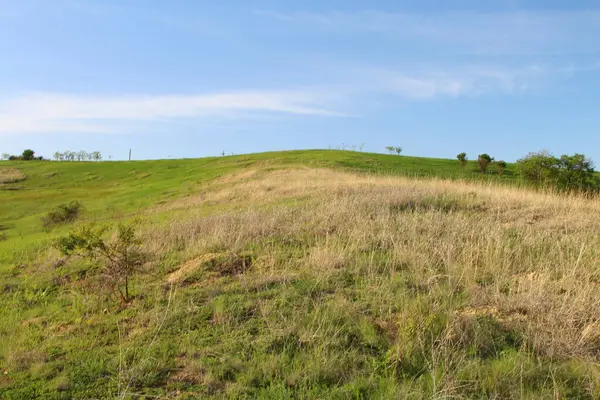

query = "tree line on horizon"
[
  {"left": 455, "top": 150, "right": 597, "bottom": 192},
  {"left": 52, "top": 150, "right": 103, "bottom": 162},
  {"left": 2, "top": 146, "right": 598, "bottom": 192},
  {"left": 1, "top": 150, "right": 103, "bottom": 162}
]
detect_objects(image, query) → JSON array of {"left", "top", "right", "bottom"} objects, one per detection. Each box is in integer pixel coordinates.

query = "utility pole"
[{"left": 129, "top": 149, "right": 132, "bottom": 161}]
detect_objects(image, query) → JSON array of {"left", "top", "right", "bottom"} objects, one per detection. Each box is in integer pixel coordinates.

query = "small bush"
[
  {"left": 54, "top": 222, "right": 147, "bottom": 303},
  {"left": 477, "top": 154, "right": 494, "bottom": 174},
  {"left": 457, "top": 152, "right": 468, "bottom": 168},
  {"left": 496, "top": 160, "right": 507, "bottom": 176},
  {"left": 42, "top": 201, "right": 82, "bottom": 229}
]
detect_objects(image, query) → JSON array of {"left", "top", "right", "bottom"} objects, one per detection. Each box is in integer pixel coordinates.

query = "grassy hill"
[
  {"left": 3, "top": 150, "right": 600, "bottom": 399},
  {"left": 0, "top": 150, "right": 516, "bottom": 265}
]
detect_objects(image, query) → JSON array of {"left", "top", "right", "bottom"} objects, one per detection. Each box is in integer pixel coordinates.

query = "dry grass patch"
[
  {"left": 0, "top": 168, "right": 26, "bottom": 184},
  {"left": 167, "top": 253, "right": 220, "bottom": 284},
  {"left": 167, "top": 252, "right": 253, "bottom": 285},
  {"left": 147, "top": 168, "right": 600, "bottom": 366}
]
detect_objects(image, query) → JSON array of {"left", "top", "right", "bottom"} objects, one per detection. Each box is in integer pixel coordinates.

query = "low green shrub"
[{"left": 42, "top": 201, "right": 82, "bottom": 229}]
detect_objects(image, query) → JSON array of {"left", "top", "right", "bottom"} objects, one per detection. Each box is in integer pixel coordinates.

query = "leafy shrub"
[
  {"left": 22, "top": 149, "right": 35, "bottom": 161},
  {"left": 496, "top": 160, "right": 507, "bottom": 176},
  {"left": 54, "top": 223, "right": 147, "bottom": 303},
  {"left": 42, "top": 201, "right": 82, "bottom": 229},
  {"left": 5, "top": 149, "right": 45, "bottom": 161},
  {"left": 477, "top": 154, "right": 494, "bottom": 174},
  {"left": 556, "top": 154, "right": 598, "bottom": 191},
  {"left": 457, "top": 152, "right": 468, "bottom": 168},
  {"left": 516, "top": 151, "right": 558, "bottom": 185},
  {"left": 517, "top": 151, "right": 598, "bottom": 192}
]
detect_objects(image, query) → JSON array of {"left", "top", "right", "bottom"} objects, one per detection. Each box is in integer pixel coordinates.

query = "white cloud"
[{"left": 0, "top": 90, "right": 345, "bottom": 134}]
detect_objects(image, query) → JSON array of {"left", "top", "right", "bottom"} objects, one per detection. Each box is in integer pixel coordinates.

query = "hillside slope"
[
  {"left": 5, "top": 152, "right": 600, "bottom": 399},
  {"left": 0, "top": 150, "right": 515, "bottom": 264}
]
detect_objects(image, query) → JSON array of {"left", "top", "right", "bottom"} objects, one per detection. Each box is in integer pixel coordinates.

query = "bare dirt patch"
[{"left": 167, "top": 253, "right": 219, "bottom": 284}]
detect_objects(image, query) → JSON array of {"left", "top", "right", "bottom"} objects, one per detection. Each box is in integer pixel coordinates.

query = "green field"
[{"left": 3, "top": 150, "right": 600, "bottom": 399}]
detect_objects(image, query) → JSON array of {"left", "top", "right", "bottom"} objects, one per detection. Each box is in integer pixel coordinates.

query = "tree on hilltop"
[
  {"left": 477, "top": 154, "right": 494, "bottom": 173},
  {"left": 457, "top": 152, "right": 468, "bottom": 168},
  {"left": 386, "top": 146, "right": 403, "bottom": 155}
]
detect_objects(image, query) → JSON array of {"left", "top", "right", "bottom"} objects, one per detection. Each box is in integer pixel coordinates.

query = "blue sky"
[{"left": 1, "top": 0, "right": 600, "bottom": 161}]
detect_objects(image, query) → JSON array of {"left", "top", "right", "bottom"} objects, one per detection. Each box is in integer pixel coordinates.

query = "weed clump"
[{"left": 42, "top": 201, "right": 82, "bottom": 229}]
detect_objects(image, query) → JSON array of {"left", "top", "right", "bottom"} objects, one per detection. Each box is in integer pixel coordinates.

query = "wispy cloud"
[
  {"left": 0, "top": 90, "right": 345, "bottom": 134},
  {"left": 0, "top": 62, "right": 575, "bottom": 136},
  {"left": 357, "top": 64, "right": 546, "bottom": 100},
  {"left": 257, "top": 9, "right": 600, "bottom": 55}
]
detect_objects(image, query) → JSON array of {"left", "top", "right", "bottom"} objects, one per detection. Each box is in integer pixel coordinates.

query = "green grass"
[{"left": 4, "top": 150, "right": 596, "bottom": 399}]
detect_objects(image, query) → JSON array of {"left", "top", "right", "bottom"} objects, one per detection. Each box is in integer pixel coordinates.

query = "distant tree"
[
  {"left": 63, "top": 150, "right": 75, "bottom": 161},
  {"left": 477, "top": 154, "right": 494, "bottom": 173},
  {"left": 386, "top": 146, "right": 403, "bottom": 156},
  {"left": 76, "top": 150, "right": 88, "bottom": 162},
  {"left": 1, "top": 153, "right": 9, "bottom": 161},
  {"left": 556, "top": 154, "right": 596, "bottom": 191},
  {"left": 22, "top": 149, "right": 35, "bottom": 161},
  {"left": 53, "top": 151, "right": 62, "bottom": 162},
  {"left": 457, "top": 152, "right": 468, "bottom": 168},
  {"left": 91, "top": 151, "right": 102, "bottom": 162},
  {"left": 496, "top": 160, "right": 507, "bottom": 176},
  {"left": 517, "top": 150, "right": 559, "bottom": 186}
]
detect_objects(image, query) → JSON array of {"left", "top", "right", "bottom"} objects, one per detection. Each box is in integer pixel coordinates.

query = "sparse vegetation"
[{"left": 2, "top": 150, "right": 600, "bottom": 398}]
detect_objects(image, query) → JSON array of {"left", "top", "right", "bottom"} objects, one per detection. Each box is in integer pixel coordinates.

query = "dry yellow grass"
[
  {"left": 0, "top": 167, "right": 26, "bottom": 184},
  {"left": 153, "top": 168, "right": 600, "bottom": 366}
]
